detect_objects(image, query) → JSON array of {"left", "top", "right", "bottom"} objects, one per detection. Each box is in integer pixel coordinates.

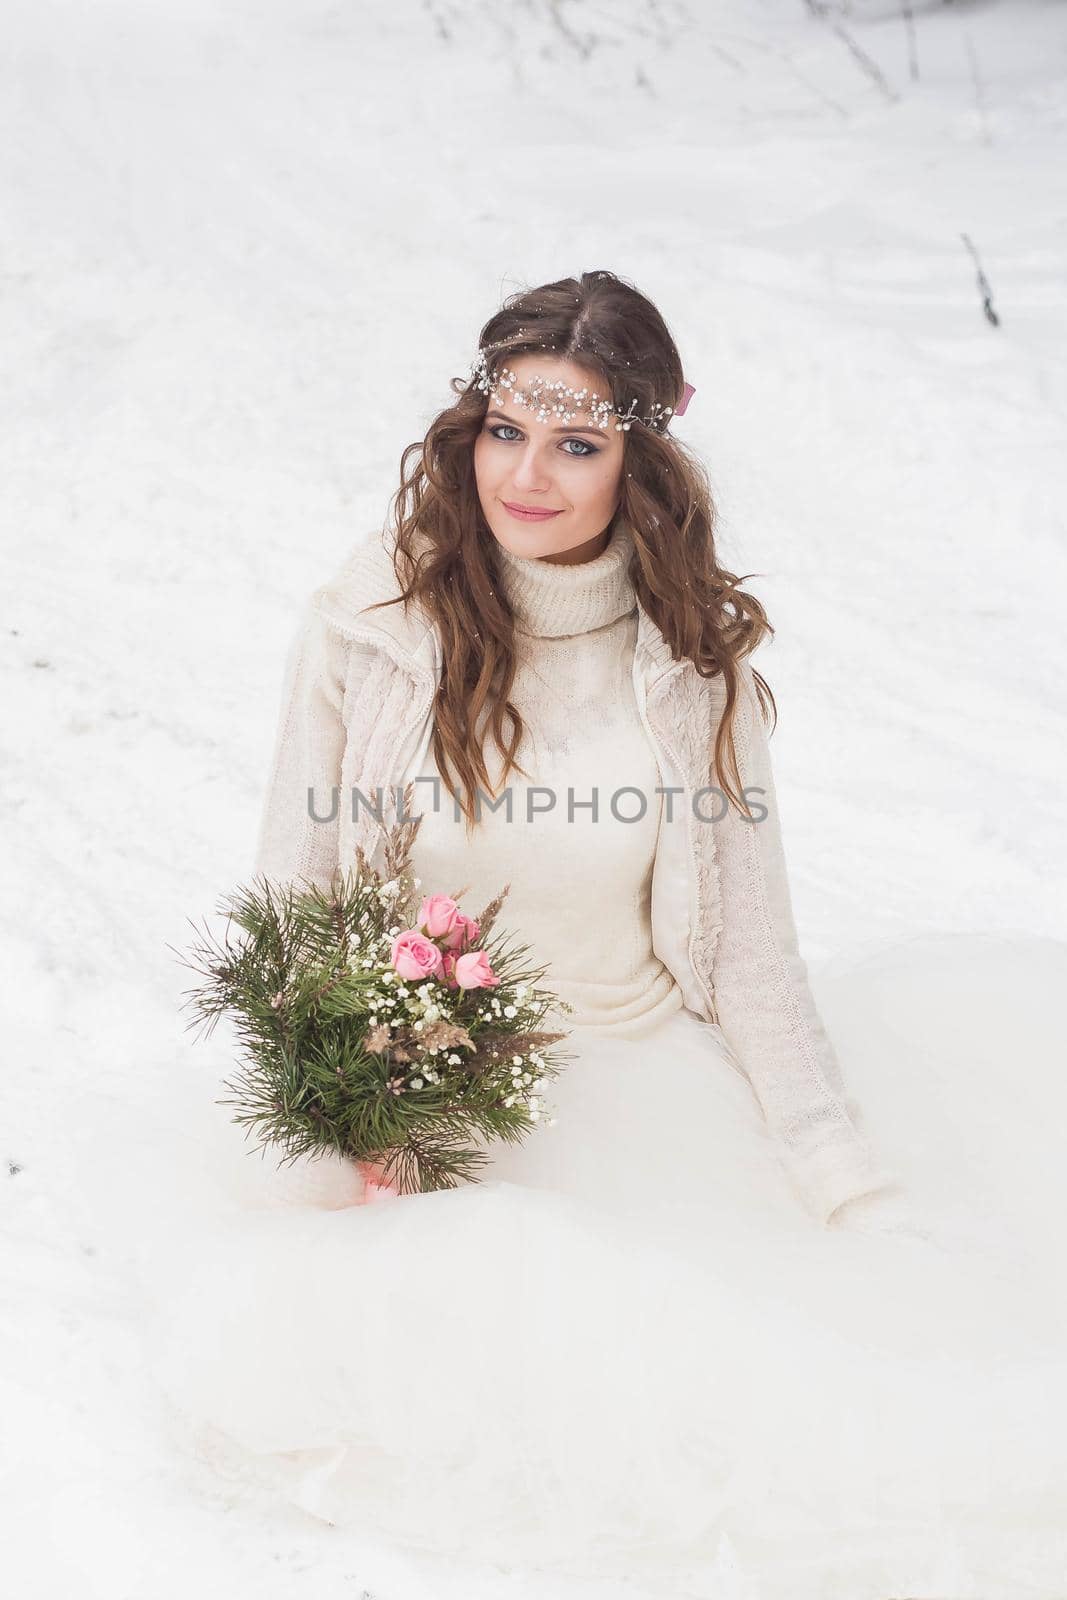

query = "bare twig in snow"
[
  {"left": 547, "top": 0, "right": 596, "bottom": 61},
  {"left": 804, "top": 0, "right": 899, "bottom": 103},
  {"left": 900, "top": 0, "right": 919, "bottom": 82},
  {"left": 960, "top": 233, "right": 1000, "bottom": 328},
  {"left": 421, "top": 0, "right": 451, "bottom": 45},
  {"left": 965, "top": 32, "right": 992, "bottom": 146}
]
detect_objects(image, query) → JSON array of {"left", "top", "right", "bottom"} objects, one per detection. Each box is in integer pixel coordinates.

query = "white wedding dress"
[
  {"left": 115, "top": 924, "right": 1067, "bottom": 1596},
  {"left": 110, "top": 531, "right": 1067, "bottom": 1596}
]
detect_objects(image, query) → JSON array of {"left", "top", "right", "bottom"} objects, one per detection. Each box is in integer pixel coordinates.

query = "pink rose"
[
  {"left": 453, "top": 949, "right": 499, "bottom": 990},
  {"left": 390, "top": 929, "right": 444, "bottom": 982},
  {"left": 418, "top": 894, "right": 462, "bottom": 942},
  {"left": 443, "top": 911, "right": 481, "bottom": 952}
]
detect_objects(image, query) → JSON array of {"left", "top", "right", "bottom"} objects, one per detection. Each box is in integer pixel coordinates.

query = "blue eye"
[{"left": 486, "top": 423, "right": 599, "bottom": 458}]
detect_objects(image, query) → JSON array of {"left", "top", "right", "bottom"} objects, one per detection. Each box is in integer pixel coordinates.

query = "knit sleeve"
[
  {"left": 253, "top": 601, "right": 362, "bottom": 895},
  {"left": 708, "top": 661, "right": 903, "bottom": 1226}
]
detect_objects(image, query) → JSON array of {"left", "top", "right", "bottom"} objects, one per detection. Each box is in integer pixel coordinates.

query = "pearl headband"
[{"left": 470, "top": 351, "right": 695, "bottom": 434}]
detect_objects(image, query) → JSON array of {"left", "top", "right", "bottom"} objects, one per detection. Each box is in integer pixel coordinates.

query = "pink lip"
[{"left": 502, "top": 501, "right": 563, "bottom": 521}]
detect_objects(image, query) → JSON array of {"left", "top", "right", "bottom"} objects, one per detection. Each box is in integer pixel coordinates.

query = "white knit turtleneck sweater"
[{"left": 409, "top": 518, "right": 684, "bottom": 1037}]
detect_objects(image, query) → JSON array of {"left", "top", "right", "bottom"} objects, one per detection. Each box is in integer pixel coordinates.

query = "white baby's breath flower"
[
  {"left": 411, "top": 1077, "right": 424, "bottom": 1088},
  {"left": 447, "top": 1053, "right": 461, "bottom": 1065},
  {"left": 503, "top": 1004, "right": 517, "bottom": 1018},
  {"left": 512, "top": 1055, "right": 522, "bottom": 1065}
]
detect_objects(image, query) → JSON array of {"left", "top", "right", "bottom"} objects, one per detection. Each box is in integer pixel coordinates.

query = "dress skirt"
[{"left": 94, "top": 932, "right": 1067, "bottom": 1598}]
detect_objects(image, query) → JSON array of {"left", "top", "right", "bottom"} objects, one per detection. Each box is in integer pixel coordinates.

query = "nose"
[{"left": 509, "top": 440, "right": 554, "bottom": 493}]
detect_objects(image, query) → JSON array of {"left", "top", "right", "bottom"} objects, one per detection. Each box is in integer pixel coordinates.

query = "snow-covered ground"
[{"left": 3, "top": 1, "right": 1066, "bottom": 1595}]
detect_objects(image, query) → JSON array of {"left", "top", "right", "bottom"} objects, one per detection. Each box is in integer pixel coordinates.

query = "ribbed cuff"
[{"left": 782, "top": 1140, "right": 902, "bottom": 1226}]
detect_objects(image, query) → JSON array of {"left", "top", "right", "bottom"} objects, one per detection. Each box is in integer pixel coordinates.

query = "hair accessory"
[
  {"left": 675, "top": 381, "right": 696, "bottom": 416},
  {"left": 470, "top": 351, "right": 684, "bottom": 434}
]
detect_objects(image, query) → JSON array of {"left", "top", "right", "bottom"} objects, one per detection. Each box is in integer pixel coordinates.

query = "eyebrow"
[{"left": 484, "top": 407, "right": 610, "bottom": 440}]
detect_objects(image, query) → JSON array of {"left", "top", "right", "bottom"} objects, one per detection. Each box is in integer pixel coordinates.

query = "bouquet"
[{"left": 177, "top": 786, "right": 575, "bottom": 1198}]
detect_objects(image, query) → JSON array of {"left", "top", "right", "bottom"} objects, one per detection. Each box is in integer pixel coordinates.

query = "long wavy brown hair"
[{"left": 364, "top": 269, "right": 776, "bottom": 835}]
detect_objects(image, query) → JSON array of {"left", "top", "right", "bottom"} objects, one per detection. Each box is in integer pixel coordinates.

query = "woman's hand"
[{"left": 356, "top": 1155, "right": 402, "bottom": 1203}]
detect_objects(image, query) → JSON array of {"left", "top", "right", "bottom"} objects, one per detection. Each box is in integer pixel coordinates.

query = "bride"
[{"left": 146, "top": 269, "right": 1067, "bottom": 1597}]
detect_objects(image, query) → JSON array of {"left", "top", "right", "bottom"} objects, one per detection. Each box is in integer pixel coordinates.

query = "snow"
[{"left": 3, "top": 0, "right": 1065, "bottom": 1595}]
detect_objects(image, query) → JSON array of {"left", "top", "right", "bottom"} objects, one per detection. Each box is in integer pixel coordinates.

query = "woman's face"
[{"left": 473, "top": 353, "right": 626, "bottom": 565}]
